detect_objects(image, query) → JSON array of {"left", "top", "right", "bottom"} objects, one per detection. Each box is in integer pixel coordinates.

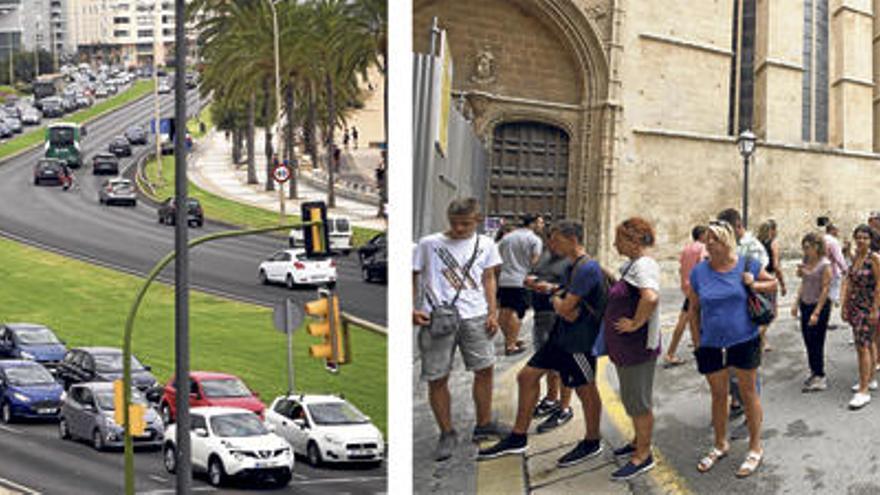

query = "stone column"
[
  {"left": 829, "top": 0, "right": 873, "bottom": 151},
  {"left": 873, "top": 0, "right": 880, "bottom": 151}
]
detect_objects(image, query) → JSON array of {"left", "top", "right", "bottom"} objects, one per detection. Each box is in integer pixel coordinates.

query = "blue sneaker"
[
  {"left": 557, "top": 439, "right": 602, "bottom": 468},
  {"left": 612, "top": 443, "right": 636, "bottom": 457},
  {"left": 610, "top": 455, "right": 655, "bottom": 481}
]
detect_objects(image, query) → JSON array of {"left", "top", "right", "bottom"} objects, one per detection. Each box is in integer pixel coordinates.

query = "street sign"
[
  {"left": 273, "top": 298, "right": 303, "bottom": 334},
  {"left": 150, "top": 118, "right": 174, "bottom": 135},
  {"left": 273, "top": 163, "right": 291, "bottom": 183}
]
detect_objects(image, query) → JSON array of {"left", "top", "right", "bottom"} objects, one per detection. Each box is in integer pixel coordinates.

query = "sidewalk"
[{"left": 188, "top": 129, "right": 387, "bottom": 231}]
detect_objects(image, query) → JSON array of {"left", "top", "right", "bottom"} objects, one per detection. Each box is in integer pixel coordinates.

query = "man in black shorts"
[
  {"left": 496, "top": 214, "right": 544, "bottom": 355},
  {"left": 478, "top": 220, "right": 605, "bottom": 467}
]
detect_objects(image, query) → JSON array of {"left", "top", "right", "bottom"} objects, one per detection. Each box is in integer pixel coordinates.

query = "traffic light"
[
  {"left": 304, "top": 290, "right": 348, "bottom": 365},
  {"left": 301, "top": 201, "right": 329, "bottom": 258},
  {"left": 113, "top": 379, "right": 146, "bottom": 436}
]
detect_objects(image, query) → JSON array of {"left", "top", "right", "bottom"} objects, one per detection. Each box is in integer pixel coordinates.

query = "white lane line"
[
  {"left": 148, "top": 475, "right": 167, "bottom": 483},
  {"left": 0, "top": 475, "right": 41, "bottom": 494},
  {"left": 0, "top": 424, "right": 22, "bottom": 435},
  {"left": 136, "top": 488, "right": 215, "bottom": 495},
  {"left": 292, "top": 473, "right": 308, "bottom": 480},
  {"left": 293, "top": 476, "right": 386, "bottom": 484}
]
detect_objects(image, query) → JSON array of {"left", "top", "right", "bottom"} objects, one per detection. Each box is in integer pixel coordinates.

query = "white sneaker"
[
  {"left": 849, "top": 392, "right": 871, "bottom": 410},
  {"left": 851, "top": 380, "right": 878, "bottom": 392},
  {"left": 803, "top": 375, "right": 828, "bottom": 392}
]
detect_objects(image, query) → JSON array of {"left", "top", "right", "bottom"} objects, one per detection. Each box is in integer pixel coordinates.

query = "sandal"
[
  {"left": 735, "top": 450, "right": 763, "bottom": 478},
  {"left": 697, "top": 445, "right": 728, "bottom": 473}
]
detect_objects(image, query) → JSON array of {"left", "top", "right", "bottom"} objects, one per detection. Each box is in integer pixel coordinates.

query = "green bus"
[{"left": 44, "top": 123, "right": 87, "bottom": 169}]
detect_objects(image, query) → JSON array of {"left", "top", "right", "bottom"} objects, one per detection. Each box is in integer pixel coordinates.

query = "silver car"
[
  {"left": 99, "top": 178, "right": 137, "bottom": 206},
  {"left": 59, "top": 382, "right": 164, "bottom": 451}
]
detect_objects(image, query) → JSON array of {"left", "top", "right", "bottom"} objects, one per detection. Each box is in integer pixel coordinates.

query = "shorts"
[
  {"left": 616, "top": 359, "right": 656, "bottom": 417},
  {"left": 499, "top": 287, "right": 529, "bottom": 319},
  {"left": 419, "top": 315, "right": 496, "bottom": 381},
  {"left": 694, "top": 337, "right": 761, "bottom": 375},
  {"left": 681, "top": 298, "right": 690, "bottom": 312},
  {"left": 532, "top": 311, "right": 556, "bottom": 351},
  {"left": 527, "top": 339, "right": 596, "bottom": 387}
]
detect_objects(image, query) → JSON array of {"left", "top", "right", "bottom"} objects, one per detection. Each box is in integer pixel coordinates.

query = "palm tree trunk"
[
  {"left": 306, "top": 81, "right": 318, "bottom": 170},
  {"left": 263, "top": 79, "right": 275, "bottom": 192},
  {"left": 286, "top": 77, "right": 297, "bottom": 199},
  {"left": 231, "top": 127, "right": 241, "bottom": 164},
  {"left": 325, "top": 71, "right": 336, "bottom": 208},
  {"left": 246, "top": 90, "right": 257, "bottom": 184}
]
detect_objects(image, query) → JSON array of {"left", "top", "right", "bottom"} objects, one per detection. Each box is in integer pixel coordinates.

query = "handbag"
[
  {"left": 426, "top": 237, "right": 481, "bottom": 337},
  {"left": 744, "top": 256, "right": 775, "bottom": 325}
]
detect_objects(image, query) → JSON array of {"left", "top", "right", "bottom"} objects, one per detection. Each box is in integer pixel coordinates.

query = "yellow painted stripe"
[
  {"left": 596, "top": 358, "right": 695, "bottom": 495},
  {"left": 477, "top": 357, "right": 528, "bottom": 495}
]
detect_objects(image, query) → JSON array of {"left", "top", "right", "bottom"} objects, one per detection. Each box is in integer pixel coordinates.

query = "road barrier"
[{"left": 341, "top": 311, "right": 386, "bottom": 336}]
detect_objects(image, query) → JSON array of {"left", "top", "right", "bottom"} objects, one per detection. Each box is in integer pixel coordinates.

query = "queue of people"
[{"left": 414, "top": 196, "right": 880, "bottom": 482}]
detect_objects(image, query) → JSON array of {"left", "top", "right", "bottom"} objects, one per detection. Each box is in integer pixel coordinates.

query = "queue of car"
[{"left": 0, "top": 320, "right": 384, "bottom": 487}]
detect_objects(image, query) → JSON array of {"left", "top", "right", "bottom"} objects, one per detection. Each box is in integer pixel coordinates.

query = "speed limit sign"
[{"left": 273, "top": 164, "right": 291, "bottom": 183}]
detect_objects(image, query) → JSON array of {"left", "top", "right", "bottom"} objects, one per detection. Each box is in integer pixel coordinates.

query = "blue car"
[
  {"left": 0, "top": 323, "right": 68, "bottom": 372},
  {"left": 0, "top": 360, "right": 64, "bottom": 423}
]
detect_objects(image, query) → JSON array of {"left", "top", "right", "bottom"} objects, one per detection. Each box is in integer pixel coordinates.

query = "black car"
[
  {"left": 55, "top": 347, "right": 158, "bottom": 393},
  {"left": 359, "top": 236, "right": 387, "bottom": 284},
  {"left": 125, "top": 125, "right": 147, "bottom": 145},
  {"left": 160, "top": 139, "right": 174, "bottom": 155},
  {"left": 40, "top": 98, "right": 64, "bottom": 118},
  {"left": 108, "top": 136, "right": 132, "bottom": 157},
  {"left": 357, "top": 233, "right": 386, "bottom": 263},
  {"left": 157, "top": 197, "right": 204, "bottom": 227},
  {"left": 91, "top": 153, "right": 119, "bottom": 175},
  {"left": 33, "top": 159, "right": 69, "bottom": 186}
]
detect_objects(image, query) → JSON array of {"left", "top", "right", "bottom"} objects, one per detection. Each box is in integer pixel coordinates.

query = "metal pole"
[
  {"left": 328, "top": 285, "right": 338, "bottom": 366},
  {"left": 743, "top": 154, "right": 749, "bottom": 230},
  {"left": 269, "top": 0, "right": 285, "bottom": 221},
  {"left": 286, "top": 298, "right": 295, "bottom": 393},
  {"left": 154, "top": 0, "right": 162, "bottom": 184},
  {"left": 173, "top": 0, "right": 191, "bottom": 492}
]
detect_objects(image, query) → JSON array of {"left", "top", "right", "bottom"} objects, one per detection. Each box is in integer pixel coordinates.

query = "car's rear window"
[{"left": 332, "top": 218, "right": 350, "bottom": 233}]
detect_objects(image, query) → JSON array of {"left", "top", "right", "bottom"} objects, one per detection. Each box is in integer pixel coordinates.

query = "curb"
[{"left": 299, "top": 168, "right": 380, "bottom": 205}]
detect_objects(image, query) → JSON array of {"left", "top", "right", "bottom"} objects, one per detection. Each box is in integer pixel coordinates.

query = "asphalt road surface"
[{"left": 0, "top": 89, "right": 386, "bottom": 494}]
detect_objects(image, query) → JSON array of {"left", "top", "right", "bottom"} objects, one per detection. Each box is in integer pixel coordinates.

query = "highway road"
[{"left": 0, "top": 86, "right": 386, "bottom": 494}]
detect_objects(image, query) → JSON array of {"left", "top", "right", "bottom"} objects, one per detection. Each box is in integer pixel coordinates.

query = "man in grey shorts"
[{"left": 413, "top": 198, "right": 508, "bottom": 461}]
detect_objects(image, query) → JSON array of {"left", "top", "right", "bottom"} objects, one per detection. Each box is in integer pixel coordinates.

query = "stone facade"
[{"left": 414, "top": 0, "right": 880, "bottom": 281}]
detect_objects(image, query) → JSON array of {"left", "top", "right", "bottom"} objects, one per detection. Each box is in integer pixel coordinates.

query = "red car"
[{"left": 159, "top": 371, "right": 265, "bottom": 424}]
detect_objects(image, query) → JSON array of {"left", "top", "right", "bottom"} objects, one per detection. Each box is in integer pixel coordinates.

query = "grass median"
[
  {"left": 0, "top": 236, "right": 387, "bottom": 435},
  {"left": 0, "top": 80, "right": 155, "bottom": 161},
  {"left": 141, "top": 153, "right": 380, "bottom": 247}
]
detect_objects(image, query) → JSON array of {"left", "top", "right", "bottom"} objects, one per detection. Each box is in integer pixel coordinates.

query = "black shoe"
[
  {"left": 557, "top": 439, "right": 602, "bottom": 468},
  {"left": 472, "top": 421, "right": 512, "bottom": 442},
  {"left": 730, "top": 420, "right": 749, "bottom": 440},
  {"left": 477, "top": 434, "right": 527, "bottom": 460},
  {"left": 610, "top": 455, "right": 655, "bottom": 481},
  {"left": 533, "top": 398, "right": 560, "bottom": 419},
  {"left": 536, "top": 407, "right": 573, "bottom": 434},
  {"left": 612, "top": 443, "right": 636, "bottom": 457},
  {"left": 729, "top": 403, "right": 744, "bottom": 420}
]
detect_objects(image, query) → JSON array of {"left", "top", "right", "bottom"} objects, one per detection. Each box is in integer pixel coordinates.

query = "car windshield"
[
  {"left": 49, "top": 128, "right": 74, "bottom": 146},
  {"left": 93, "top": 353, "right": 145, "bottom": 372},
  {"left": 200, "top": 378, "right": 252, "bottom": 398},
  {"left": 187, "top": 199, "right": 200, "bottom": 208},
  {"left": 5, "top": 365, "right": 55, "bottom": 386},
  {"left": 14, "top": 327, "right": 61, "bottom": 345},
  {"left": 307, "top": 402, "right": 369, "bottom": 425},
  {"left": 95, "top": 389, "right": 147, "bottom": 410},
  {"left": 210, "top": 413, "right": 267, "bottom": 437}
]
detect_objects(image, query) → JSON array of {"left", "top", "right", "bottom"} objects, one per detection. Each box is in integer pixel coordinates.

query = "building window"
[
  {"left": 728, "top": 0, "right": 756, "bottom": 135},
  {"left": 114, "top": 17, "right": 130, "bottom": 24},
  {"left": 138, "top": 29, "right": 153, "bottom": 38},
  {"left": 114, "top": 30, "right": 129, "bottom": 38},
  {"left": 801, "top": 0, "right": 829, "bottom": 143}
]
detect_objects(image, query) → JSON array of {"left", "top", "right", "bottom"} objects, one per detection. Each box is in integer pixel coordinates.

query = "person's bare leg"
[
  {"left": 499, "top": 308, "right": 516, "bottom": 349},
  {"left": 428, "top": 376, "right": 453, "bottom": 433},
  {"left": 512, "top": 366, "right": 547, "bottom": 434},
  {"left": 733, "top": 368, "right": 762, "bottom": 454},
  {"left": 631, "top": 412, "right": 654, "bottom": 464},
  {"left": 560, "top": 384, "right": 573, "bottom": 409},
  {"left": 473, "top": 367, "right": 494, "bottom": 427},
  {"left": 665, "top": 311, "right": 688, "bottom": 360},
  {"left": 857, "top": 345, "right": 873, "bottom": 393},
  {"left": 546, "top": 372, "right": 561, "bottom": 402},
  {"left": 574, "top": 384, "right": 602, "bottom": 440},
  {"left": 705, "top": 370, "right": 730, "bottom": 450}
]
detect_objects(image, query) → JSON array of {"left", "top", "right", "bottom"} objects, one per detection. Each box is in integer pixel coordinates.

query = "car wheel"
[
  {"left": 342, "top": 249, "right": 351, "bottom": 256},
  {"left": 208, "top": 456, "right": 226, "bottom": 487},
  {"left": 259, "top": 270, "right": 269, "bottom": 285},
  {"left": 286, "top": 274, "right": 296, "bottom": 290},
  {"left": 92, "top": 429, "right": 105, "bottom": 451},
  {"left": 163, "top": 444, "right": 177, "bottom": 474},
  {"left": 161, "top": 403, "right": 173, "bottom": 424},
  {"left": 307, "top": 441, "right": 322, "bottom": 467},
  {"left": 33, "top": 178, "right": 39, "bottom": 185},
  {"left": 288, "top": 238, "right": 295, "bottom": 248},
  {"left": 58, "top": 417, "right": 70, "bottom": 439},
  {"left": 1, "top": 402, "right": 13, "bottom": 424}
]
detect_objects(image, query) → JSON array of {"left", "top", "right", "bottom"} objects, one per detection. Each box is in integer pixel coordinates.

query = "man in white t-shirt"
[
  {"left": 497, "top": 214, "right": 544, "bottom": 355},
  {"left": 413, "top": 198, "right": 507, "bottom": 461}
]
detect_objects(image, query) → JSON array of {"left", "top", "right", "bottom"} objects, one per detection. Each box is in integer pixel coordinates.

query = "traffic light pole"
[
  {"left": 122, "top": 223, "right": 322, "bottom": 495},
  {"left": 328, "top": 284, "right": 339, "bottom": 367},
  {"left": 285, "top": 298, "right": 295, "bottom": 393}
]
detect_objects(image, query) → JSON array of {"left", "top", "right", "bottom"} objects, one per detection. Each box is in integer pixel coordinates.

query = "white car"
[
  {"left": 258, "top": 249, "right": 336, "bottom": 289},
  {"left": 288, "top": 216, "right": 353, "bottom": 255},
  {"left": 163, "top": 407, "right": 293, "bottom": 487},
  {"left": 265, "top": 394, "right": 384, "bottom": 467}
]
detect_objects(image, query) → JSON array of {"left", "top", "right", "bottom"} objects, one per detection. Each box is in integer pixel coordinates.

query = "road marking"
[
  {"left": 136, "top": 488, "right": 215, "bottom": 495},
  {"left": 596, "top": 359, "right": 695, "bottom": 495},
  {"left": 0, "top": 475, "right": 41, "bottom": 494},
  {"left": 292, "top": 473, "right": 308, "bottom": 480},
  {"left": 0, "top": 424, "right": 22, "bottom": 435},
  {"left": 292, "top": 476, "right": 386, "bottom": 484},
  {"left": 148, "top": 475, "right": 167, "bottom": 483}
]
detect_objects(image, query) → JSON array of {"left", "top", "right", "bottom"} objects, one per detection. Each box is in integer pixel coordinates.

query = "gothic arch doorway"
[{"left": 488, "top": 121, "right": 570, "bottom": 222}]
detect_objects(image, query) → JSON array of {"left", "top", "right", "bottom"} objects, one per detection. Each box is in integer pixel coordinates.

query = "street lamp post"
[
  {"left": 267, "top": 0, "right": 286, "bottom": 222},
  {"left": 737, "top": 129, "right": 757, "bottom": 229}
]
